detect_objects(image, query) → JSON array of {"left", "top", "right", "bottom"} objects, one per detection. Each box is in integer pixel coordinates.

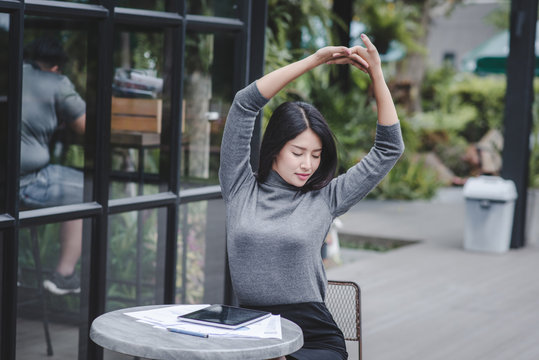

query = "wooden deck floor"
[{"left": 328, "top": 188, "right": 539, "bottom": 360}]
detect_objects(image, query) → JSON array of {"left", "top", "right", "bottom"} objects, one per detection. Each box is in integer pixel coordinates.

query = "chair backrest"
[
  {"left": 111, "top": 96, "right": 162, "bottom": 133},
  {"left": 326, "top": 280, "right": 362, "bottom": 359}
]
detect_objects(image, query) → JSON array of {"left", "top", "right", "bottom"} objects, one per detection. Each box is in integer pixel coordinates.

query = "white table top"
[{"left": 90, "top": 304, "right": 304, "bottom": 360}]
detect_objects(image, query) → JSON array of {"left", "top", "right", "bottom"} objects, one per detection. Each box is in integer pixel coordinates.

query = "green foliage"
[
  {"left": 530, "top": 87, "right": 539, "bottom": 188},
  {"left": 450, "top": 75, "right": 506, "bottom": 141},
  {"left": 368, "top": 155, "right": 441, "bottom": 200},
  {"left": 107, "top": 209, "right": 160, "bottom": 311},
  {"left": 306, "top": 71, "right": 377, "bottom": 172},
  {"left": 358, "top": 0, "right": 424, "bottom": 55},
  {"left": 421, "top": 69, "right": 506, "bottom": 141}
]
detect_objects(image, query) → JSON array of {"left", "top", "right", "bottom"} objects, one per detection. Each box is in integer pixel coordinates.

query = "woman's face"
[{"left": 272, "top": 128, "right": 322, "bottom": 187}]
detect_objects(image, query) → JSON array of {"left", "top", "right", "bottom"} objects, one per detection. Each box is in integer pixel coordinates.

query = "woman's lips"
[{"left": 296, "top": 173, "right": 310, "bottom": 181}]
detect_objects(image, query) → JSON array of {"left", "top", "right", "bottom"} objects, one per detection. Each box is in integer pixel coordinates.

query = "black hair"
[
  {"left": 24, "top": 36, "right": 68, "bottom": 69},
  {"left": 257, "top": 101, "right": 337, "bottom": 192}
]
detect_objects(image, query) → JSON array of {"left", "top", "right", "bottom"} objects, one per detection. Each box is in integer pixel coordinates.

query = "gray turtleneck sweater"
[{"left": 219, "top": 82, "right": 404, "bottom": 307}]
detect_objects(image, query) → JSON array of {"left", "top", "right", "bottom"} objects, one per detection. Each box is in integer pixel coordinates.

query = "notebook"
[{"left": 177, "top": 304, "right": 272, "bottom": 330}]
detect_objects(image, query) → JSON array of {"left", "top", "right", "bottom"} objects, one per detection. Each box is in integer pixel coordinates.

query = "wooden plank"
[{"left": 111, "top": 97, "right": 162, "bottom": 133}]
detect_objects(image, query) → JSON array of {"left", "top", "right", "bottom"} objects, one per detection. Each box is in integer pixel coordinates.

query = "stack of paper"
[{"left": 124, "top": 305, "right": 282, "bottom": 339}]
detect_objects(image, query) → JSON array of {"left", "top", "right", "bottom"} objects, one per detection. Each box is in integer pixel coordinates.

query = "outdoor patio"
[
  {"left": 328, "top": 187, "right": 539, "bottom": 360},
  {"left": 15, "top": 187, "right": 539, "bottom": 360}
]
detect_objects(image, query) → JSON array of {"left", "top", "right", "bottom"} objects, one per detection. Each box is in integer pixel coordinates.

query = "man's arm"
[{"left": 69, "top": 114, "right": 85, "bottom": 134}]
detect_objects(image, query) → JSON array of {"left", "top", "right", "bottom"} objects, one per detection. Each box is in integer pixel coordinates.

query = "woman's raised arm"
[{"left": 255, "top": 46, "right": 353, "bottom": 99}]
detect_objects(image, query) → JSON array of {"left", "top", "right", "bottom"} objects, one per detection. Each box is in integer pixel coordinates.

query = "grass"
[{"left": 338, "top": 233, "right": 419, "bottom": 252}]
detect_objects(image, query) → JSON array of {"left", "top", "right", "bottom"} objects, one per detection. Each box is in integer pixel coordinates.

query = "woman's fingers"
[{"left": 360, "top": 33, "right": 376, "bottom": 51}]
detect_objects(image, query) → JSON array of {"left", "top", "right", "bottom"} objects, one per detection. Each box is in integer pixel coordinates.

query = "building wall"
[{"left": 427, "top": 1, "right": 503, "bottom": 70}]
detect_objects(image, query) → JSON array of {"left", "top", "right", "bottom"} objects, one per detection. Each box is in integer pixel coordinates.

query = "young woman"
[{"left": 219, "top": 35, "right": 404, "bottom": 360}]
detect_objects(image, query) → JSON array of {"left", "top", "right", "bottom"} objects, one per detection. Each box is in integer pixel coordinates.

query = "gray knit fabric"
[{"left": 219, "top": 82, "right": 404, "bottom": 306}]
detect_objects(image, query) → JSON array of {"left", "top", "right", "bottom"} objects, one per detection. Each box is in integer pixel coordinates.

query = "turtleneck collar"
[{"left": 264, "top": 170, "right": 302, "bottom": 191}]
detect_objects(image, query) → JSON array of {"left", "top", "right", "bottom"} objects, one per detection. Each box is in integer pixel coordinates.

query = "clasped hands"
[{"left": 314, "top": 34, "right": 381, "bottom": 75}]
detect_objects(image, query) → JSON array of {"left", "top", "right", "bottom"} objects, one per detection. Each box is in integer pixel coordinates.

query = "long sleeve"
[
  {"left": 322, "top": 122, "right": 405, "bottom": 217},
  {"left": 219, "top": 82, "right": 269, "bottom": 202}
]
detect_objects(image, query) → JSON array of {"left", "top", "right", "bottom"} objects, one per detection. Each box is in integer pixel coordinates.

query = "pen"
[{"left": 166, "top": 327, "right": 209, "bottom": 338}]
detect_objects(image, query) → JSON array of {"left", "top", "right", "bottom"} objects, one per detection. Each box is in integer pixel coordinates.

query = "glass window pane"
[
  {"left": 181, "top": 32, "right": 236, "bottom": 188},
  {"left": 106, "top": 207, "right": 167, "bottom": 311},
  {"left": 176, "top": 199, "right": 227, "bottom": 304},
  {"left": 115, "top": 0, "right": 165, "bottom": 11},
  {"left": 20, "top": 19, "right": 92, "bottom": 210},
  {"left": 0, "top": 13, "right": 8, "bottom": 213},
  {"left": 110, "top": 27, "right": 171, "bottom": 199},
  {"left": 186, "top": 0, "right": 239, "bottom": 18},
  {"left": 17, "top": 219, "right": 92, "bottom": 359}
]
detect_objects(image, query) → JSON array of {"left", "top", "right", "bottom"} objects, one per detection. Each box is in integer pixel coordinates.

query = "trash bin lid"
[{"left": 463, "top": 176, "right": 518, "bottom": 201}]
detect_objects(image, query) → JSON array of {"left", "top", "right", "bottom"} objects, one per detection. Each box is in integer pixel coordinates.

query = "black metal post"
[
  {"left": 1, "top": 5, "right": 23, "bottom": 360},
  {"left": 162, "top": 0, "right": 183, "bottom": 305},
  {"left": 501, "top": 0, "right": 538, "bottom": 248},
  {"left": 85, "top": 1, "right": 113, "bottom": 359}
]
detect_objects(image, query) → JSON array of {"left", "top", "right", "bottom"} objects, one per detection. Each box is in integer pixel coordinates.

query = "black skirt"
[{"left": 243, "top": 302, "right": 348, "bottom": 360}]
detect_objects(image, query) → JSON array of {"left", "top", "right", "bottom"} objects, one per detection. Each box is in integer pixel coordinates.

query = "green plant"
[
  {"left": 530, "top": 83, "right": 539, "bottom": 188},
  {"left": 368, "top": 155, "right": 441, "bottom": 200}
]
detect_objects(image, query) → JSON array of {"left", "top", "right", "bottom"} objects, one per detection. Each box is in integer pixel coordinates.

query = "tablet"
[{"left": 177, "top": 304, "right": 271, "bottom": 330}]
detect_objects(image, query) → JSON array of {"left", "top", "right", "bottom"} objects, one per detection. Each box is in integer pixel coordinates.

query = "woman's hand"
[
  {"left": 313, "top": 46, "right": 351, "bottom": 66},
  {"left": 326, "top": 34, "right": 381, "bottom": 77},
  {"left": 350, "top": 34, "right": 382, "bottom": 75}
]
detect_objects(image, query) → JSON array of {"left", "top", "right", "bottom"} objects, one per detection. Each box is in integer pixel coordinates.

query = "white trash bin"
[{"left": 463, "top": 176, "right": 517, "bottom": 253}]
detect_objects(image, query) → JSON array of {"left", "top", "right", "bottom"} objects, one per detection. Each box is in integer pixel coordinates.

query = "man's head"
[{"left": 24, "top": 36, "right": 67, "bottom": 72}]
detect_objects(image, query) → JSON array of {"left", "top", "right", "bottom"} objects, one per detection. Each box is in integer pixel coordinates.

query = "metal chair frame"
[{"left": 326, "top": 280, "right": 362, "bottom": 360}]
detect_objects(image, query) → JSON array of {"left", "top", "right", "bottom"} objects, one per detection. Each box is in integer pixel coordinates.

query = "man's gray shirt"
[
  {"left": 219, "top": 82, "right": 404, "bottom": 306},
  {"left": 20, "top": 63, "right": 86, "bottom": 175}
]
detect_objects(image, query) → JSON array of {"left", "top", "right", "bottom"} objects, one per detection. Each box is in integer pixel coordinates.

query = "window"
[
  {"left": 106, "top": 208, "right": 167, "bottom": 311},
  {"left": 20, "top": 17, "right": 93, "bottom": 209},
  {"left": 109, "top": 26, "right": 170, "bottom": 199},
  {"left": 186, "top": 0, "right": 240, "bottom": 18},
  {"left": 181, "top": 31, "right": 236, "bottom": 188},
  {"left": 176, "top": 198, "right": 227, "bottom": 304}
]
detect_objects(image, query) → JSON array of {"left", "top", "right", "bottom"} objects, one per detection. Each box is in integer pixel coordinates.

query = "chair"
[{"left": 326, "top": 280, "right": 362, "bottom": 360}]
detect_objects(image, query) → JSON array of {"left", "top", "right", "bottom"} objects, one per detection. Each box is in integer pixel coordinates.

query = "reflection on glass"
[
  {"left": 17, "top": 221, "right": 90, "bottom": 359},
  {"left": 186, "top": 0, "right": 239, "bottom": 18},
  {"left": 115, "top": 0, "right": 165, "bottom": 11},
  {"left": 177, "top": 199, "right": 227, "bottom": 304},
  {"left": 19, "top": 23, "right": 88, "bottom": 210},
  {"left": 181, "top": 32, "right": 235, "bottom": 188},
  {"left": 106, "top": 208, "right": 166, "bottom": 311},
  {"left": 110, "top": 27, "right": 169, "bottom": 199},
  {"left": 0, "top": 13, "right": 8, "bottom": 213}
]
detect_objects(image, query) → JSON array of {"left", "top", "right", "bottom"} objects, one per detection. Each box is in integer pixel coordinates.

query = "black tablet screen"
[{"left": 179, "top": 305, "right": 270, "bottom": 327}]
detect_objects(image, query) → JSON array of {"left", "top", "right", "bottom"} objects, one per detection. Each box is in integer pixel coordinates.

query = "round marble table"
[{"left": 90, "top": 305, "right": 304, "bottom": 360}]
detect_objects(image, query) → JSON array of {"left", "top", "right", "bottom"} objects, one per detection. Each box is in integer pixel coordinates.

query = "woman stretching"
[{"left": 219, "top": 34, "right": 404, "bottom": 360}]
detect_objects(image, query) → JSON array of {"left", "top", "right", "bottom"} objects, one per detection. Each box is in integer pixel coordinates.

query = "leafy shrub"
[{"left": 368, "top": 154, "right": 441, "bottom": 200}]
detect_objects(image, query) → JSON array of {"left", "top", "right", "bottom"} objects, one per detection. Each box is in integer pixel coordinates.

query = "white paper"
[
  {"left": 124, "top": 305, "right": 282, "bottom": 339},
  {"left": 124, "top": 304, "right": 209, "bottom": 327}
]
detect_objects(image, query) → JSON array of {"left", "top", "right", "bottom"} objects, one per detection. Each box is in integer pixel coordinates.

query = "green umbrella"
[{"left": 461, "top": 21, "right": 539, "bottom": 75}]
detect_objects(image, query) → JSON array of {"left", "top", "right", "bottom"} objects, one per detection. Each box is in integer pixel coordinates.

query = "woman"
[{"left": 219, "top": 34, "right": 404, "bottom": 360}]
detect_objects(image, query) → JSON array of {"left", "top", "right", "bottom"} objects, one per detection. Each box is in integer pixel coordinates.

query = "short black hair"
[
  {"left": 257, "top": 101, "right": 337, "bottom": 192},
  {"left": 24, "top": 36, "right": 68, "bottom": 69}
]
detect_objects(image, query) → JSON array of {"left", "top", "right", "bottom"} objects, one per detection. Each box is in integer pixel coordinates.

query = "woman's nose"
[{"left": 300, "top": 157, "right": 311, "bottom": 170}]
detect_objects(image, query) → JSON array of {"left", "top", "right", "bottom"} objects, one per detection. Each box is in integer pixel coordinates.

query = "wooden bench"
[{"left": 111, "top": 97, "right": 162, "bottom": 133}]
